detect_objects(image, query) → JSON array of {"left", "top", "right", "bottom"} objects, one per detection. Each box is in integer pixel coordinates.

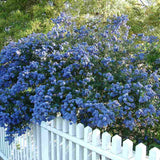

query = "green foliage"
[
  {"left": 0, "top": 0, "right": 159, "bottom": 67},
  {"left": 147, "top": 43, "right": 160, "bottom": 70},
  {"left": 0, "top": 0, "right": 62, "bottom": 50},
  {"left": 125, "top": 1, "right": 160, "bottom": 37}
]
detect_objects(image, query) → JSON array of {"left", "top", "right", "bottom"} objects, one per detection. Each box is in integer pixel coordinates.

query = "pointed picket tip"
[
  {"left": 56, "top": 117, "right": 62, "bottom": 130},
  {"left": 69, "top": 122, "right": 76, "bottom": 136},
  {"left": 84, "top": 126, "right": 92, "bottom": 143},
  {"left": 111, "top": 135, "right": 122, "bottom": 154},
  {"left": 122, "top": 139, "right": 133, "bottom": 158},
  {"left": 41, "top": 121, "right": 46, "bottom": 125},
  {"left": 51, "top": 119, "right": 56, "bottom": 128},
  {"left": 135, "top": 143, "right": 146, "bottom": 160},
  {"left": 77, "top": 123, "right": 84, "bottom": 129},
  {"left": 92, "top": 128, "right": 100, "bottom": 135},
  {"left": 76, "top": 123, "right": 84, "bottom": 139},
  {"left": 92, "top": 128, "right": 101, "bottom": 146},
  {"left": 102, "top": 132, "right": 111, "bottom": 150},
  {"left": 149, "top": 147, "right": 160, "bottom": 160},
  {"left": 63, "top": 119, "right": 69, "bottom": 133}
]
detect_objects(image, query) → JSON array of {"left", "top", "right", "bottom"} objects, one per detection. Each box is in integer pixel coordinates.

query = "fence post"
[{"left": 41, "top": 122, "right": 50, "bottom": 160}]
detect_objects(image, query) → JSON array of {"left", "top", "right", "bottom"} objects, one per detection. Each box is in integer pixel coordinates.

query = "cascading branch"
[{"left": 0, "top": 12, "right": 159, "bottom": 148}]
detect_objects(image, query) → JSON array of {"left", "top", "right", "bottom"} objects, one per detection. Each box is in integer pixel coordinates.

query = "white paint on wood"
[
  {"left": 33, "top": 125, "right": 37, "bottom": 160},
  {"left": 102, "top": 132, "right": 111, "bottom": 160},
  {"left": 62, "top": 119, "right": 69, "bottom": 160},
  {"left": 63, "top": 119, "right": 69, "bottom": 133},
  {"left": 69, "top": 122, "right": 76, "bottom": 160},
  {"left": 26, "top": 131, "right": 29, "bottom": 160},
  {"left": 36, "top": 124, "right": 42, "bottom": 160},
  {"left": 102, "top": 132, "right": 111, "bottom": 150},
  {"left": 51, "top": 120, "right": 56, "bottom": 160},
  {"left": 84, "top": 126, "right": 92, "bottom": 160},
  {"left": 41, "top": 122, "right": 49, "bottom": 160},
  {"left": 92, "top": 129, "right": 101, "bottom": 146},
  {"left": 92, "top": 129, "right": 101, "bottom": 160},
  {"left": 149, "top": 147, "right": 160, "bottom": 160},
  {"left": 112, "top": 135, "right": 122, "bottom": 154},
  {"left": 76, "top": 123, "right": 84, "bottom": 160},
  {"left": 135, "top": 143, "right": 146, "bottom": 160},
  {"left": 56, "top": 117, "right": 62, "bottom": 160},
  {"left": 84, "top": 126, "right": 92, "bottom": 143},
  {"left": 56, "top": 117, "right": 62, "bottom": 130},
  {"left": 122, "top": 139, "right": 133, "bottom": 158},
  {"left": 0, "top": 117, "right": 160, "bottom": 160},
  {"left": 29, "top": 129, "right": 33, "bottom": 160}
]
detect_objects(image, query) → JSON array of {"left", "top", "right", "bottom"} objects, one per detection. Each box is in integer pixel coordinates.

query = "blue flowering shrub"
[{"left": 0, "top": 13, "right": 160, "bottom": 149}]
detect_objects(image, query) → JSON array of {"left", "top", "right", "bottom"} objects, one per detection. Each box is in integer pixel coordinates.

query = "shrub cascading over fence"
[{"left": 0, "top": 13, "right": 159, "bottom": 149}]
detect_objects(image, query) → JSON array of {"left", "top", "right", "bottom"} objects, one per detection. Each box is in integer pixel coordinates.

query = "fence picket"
[
  {"left": 48, "top": 124, "right": 52, "bottom": 160},
  {"left": 84, "top": 126, "right": 92, "bottom": 160},
  {"left": 51, "top": 120, "right": 56, "bottom": 160},
  {"left": 149, "top": 147, "right": 160, "bottom": 160},
  {"left": 0, "top": 117, "right": 160, "bottom": 160},
  {"left": 29, "top": 129, "right": 33, "bottom": 160},
  {"left": 3, "top": 132, "right": 5, "bottom": 156},
  {"left": 20, "top": 135, "right": 24, "bottom": 160},
  {"left": 135, "top": 143, "right": 146, "bottom": 160},
  {"left": 2, "top": 128, "right": 4, "bottom": 153},
  {"left": 22, "top": 134, "right": 26, "bottom": 160},
  {"left": 36, "top": 124, "right": 41, "bottom": 160},
  {"left": 0, "top": 128, "right": 1, "bottom": 150},
  {"left": 69, "top": 122, "right": 76, "bottom": 160},
  {"left": 76, "top": 123, "right": 84, "bottom": 160},
  {"left": 9, "top": 143, "right": 13, "bottom": 160},
  {"left": 122, "top": 139, "right": 133, "bottom": 159},
  {"left": 17, "top": 136, "right": 20, "bottom": 160},
  {"left": 33, "top": 124, "right": 37, "bottom": 160},
  {"left": 92, "top": 129, "right": 101, "bottom": 160},
  {"left": 6, "top": 142, "right": 8, "bottom": 158},
  {"left": 5, "top": 141, "right": 8, "bottom": 157},
  {"left": 9, "top": 141, "right": 12, "bottom": 159},
  {"left": 102, "top": 132, "right": 111, "bottom": 160},
  {"left": 13, "top": 140, "right": 16, "bottom": 160},
  {"left": 62, "top": 119, "right": 69, "bottom": 160},
  {"left": 56, "top": 117, "right": 62, "bottom": 160},
  {"left": 26, "top": 131, "right": 30, "bottom": 160},
  {"left": 111, "top": 135, "right": 122, "bottom": 155},
  {"left": 41, "top": 122, "right": 49, "bottom": 160}
]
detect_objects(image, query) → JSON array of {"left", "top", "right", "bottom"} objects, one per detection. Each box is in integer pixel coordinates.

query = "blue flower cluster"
[{"left": 0, "top": 13, "right": 159, "bottom": 146}]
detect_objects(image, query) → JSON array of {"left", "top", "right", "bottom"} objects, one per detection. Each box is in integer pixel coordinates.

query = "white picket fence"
[{"left": 0, "top": 117, "right": 160, "bottom": 160}]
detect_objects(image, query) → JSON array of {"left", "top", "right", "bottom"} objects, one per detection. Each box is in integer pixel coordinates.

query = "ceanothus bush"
[{"left": 0, "top": 13, "right": 159, "bottom": 148}]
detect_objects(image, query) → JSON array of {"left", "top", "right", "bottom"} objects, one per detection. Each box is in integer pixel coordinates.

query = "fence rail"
[{"left": 0, "top": 117, "right": 160, "bottom": 160}]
